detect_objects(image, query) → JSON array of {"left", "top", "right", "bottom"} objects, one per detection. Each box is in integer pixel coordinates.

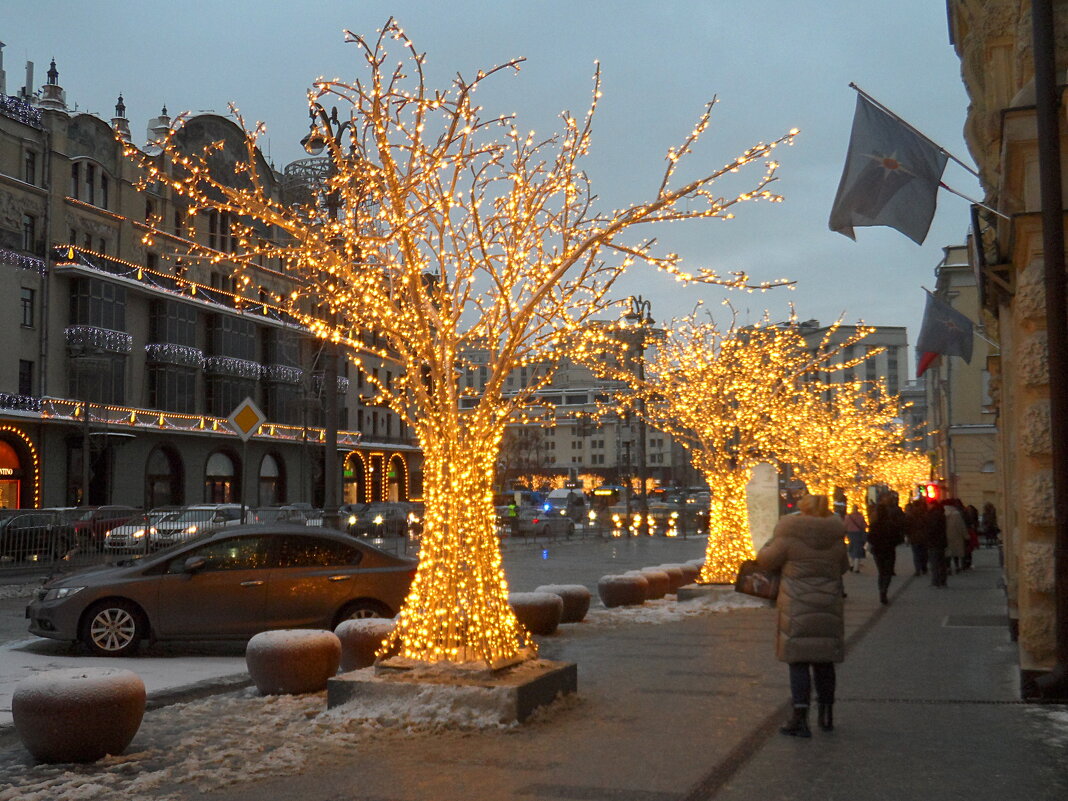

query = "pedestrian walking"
[
  {"left": 844, "top": 505, "right": 867, "bottom": 573},
  {"left": 756, "top": 494, "right": 849, "bottom": 738},
  {"left": 979, "top": 501, "right": 1000, "bottom": 548},
  {"left": 904, "top": 497, "right": 928, "bottom": 576},
  {"left": 963, "top": 504, "right": 980, "bottom": 570},
  {"left": 945, "top": 500, "right": 968, "bottom": 575},
  {"left": 926, "top": 499, "right": 949, "bottom": 587},
  {"left": 507, "top": 501, "right": 519, "bottom": 537},
  {"left": 866, "top": 493, "right": 906, "bottom": 604}
]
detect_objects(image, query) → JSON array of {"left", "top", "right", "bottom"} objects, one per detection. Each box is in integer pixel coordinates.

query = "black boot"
[
  {"left": 780, "top": 706, "right": 811, "bottom": 738},
  {"left": 818, "top": 703, "right": 834, "bottom": 732}
]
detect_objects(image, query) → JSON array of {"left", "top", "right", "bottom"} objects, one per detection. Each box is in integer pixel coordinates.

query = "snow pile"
[
  {"left": 0, "top": 584, "right": 41, "bottom": 600},
  {"left": 584, "top": 591, "right": 767, "bottom": 626},
  {"left": 1025, "top": 704, "right": 1068, "bottom": 749}
]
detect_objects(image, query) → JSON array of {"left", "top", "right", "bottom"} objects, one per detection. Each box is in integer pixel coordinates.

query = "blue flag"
[
  {"left": 829, "top": 95, "right": 949, "bottom": 245},
  {"left": 916, "top": 291, "right": 974, "bottom": 377}
]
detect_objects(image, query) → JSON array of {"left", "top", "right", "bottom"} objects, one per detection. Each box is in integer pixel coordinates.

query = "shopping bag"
[{"left": 734, "top": 559, "right": 781, "bottom": 600}]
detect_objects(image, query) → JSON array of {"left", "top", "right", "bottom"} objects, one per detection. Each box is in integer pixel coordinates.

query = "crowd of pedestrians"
[{"left": 755, "top": 489, "right": 999, "bottom": 739}]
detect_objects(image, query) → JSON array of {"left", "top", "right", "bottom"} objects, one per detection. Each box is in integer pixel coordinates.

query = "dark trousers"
[
  {"left": 929, "top": 547, "right": 948, "bottom": 586},
  {"left": 911, "top": 543, "right": 928, "bottom": 575},
  {"left": 789, "top": 662, "right": 836, "bottom": 707},
  {"left": 873, "top": 551, "right": 896, "bottom": 596}
]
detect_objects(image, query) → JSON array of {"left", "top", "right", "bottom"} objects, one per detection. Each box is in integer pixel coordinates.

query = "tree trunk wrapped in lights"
[
  {"left": 125, "top": 20, "right": 797, "bottom": 666},
  {"left": 591, "top": 313, "right": 874, "bottom": 584}
]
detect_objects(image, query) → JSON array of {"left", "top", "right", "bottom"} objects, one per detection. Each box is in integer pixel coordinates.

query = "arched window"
[
  {"left": 259, "top": 453, "right": 284, "bottom": 506},
  {"left": 343, "top": 451, "right": 367, "bottom": 505},
  {"left": 0, "top": 440, "right": 22, "bottom": 509},
  {"left": 146, "top": 445, "right": 184, "bottom": 508},
  {"left": 204, "top": 450, "right": 237, "bottom": 503}
]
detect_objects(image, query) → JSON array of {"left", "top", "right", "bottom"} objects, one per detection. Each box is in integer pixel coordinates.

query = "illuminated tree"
[
  {"left": 595, "top": 312, "right": 872, "bottom": 583},
  {"left": 127, "top": 20, "right": 796, "bottom": 666},
  {"left": 788, "top": 382, "right": 907, "bottom": 516},
  {"left": 869, "top": 446, "right": 931, "bottom": 504}
]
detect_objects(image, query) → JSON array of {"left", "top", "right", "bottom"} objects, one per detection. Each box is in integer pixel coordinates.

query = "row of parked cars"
[{"left": 0, "top": 501, "right": 424, "bottom": 567}]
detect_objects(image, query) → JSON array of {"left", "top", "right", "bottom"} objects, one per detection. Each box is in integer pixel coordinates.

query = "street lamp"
[
  {"left": 625, "top": 295, "right": 654, "bottom": 516},
  {"left": 300, "top": 103, "right": 358, "bottom": 529}
]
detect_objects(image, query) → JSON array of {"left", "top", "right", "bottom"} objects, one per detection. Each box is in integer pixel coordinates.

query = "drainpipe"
[{"left": 1030, "top": 0, "right": 1068, "bottom": 700}]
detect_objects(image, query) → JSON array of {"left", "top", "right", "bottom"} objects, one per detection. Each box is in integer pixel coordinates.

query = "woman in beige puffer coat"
[{"left": 757, "top": 494, "right": 849, "bottom": 737}]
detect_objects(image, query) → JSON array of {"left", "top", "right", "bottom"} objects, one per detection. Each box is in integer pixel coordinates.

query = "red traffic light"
[{"left": 923, "top": 483, "right": 942, "bottom": 501}]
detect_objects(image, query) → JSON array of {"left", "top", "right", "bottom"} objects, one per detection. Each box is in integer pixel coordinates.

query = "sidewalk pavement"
[{"left": 1, "top": 543, "right": 1066, "bottom": 800}]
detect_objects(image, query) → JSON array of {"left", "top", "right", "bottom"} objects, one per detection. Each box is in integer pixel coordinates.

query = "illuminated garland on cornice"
[
  {"left": 64, "top": 325, "right": 133, "bottom": 355},
  {"left": 312, "top": 373, "right": 350, "bottom": 394},
  {"left": 263, "top": 363, "right": 304, "bottom": 385},
  {"left": 0, "top": 393, "right": 42, "bottom": 412},
  {"left": 204, "top": 355, "right": 261, "bottom": 380},
  {"left": 0, "top": 247, "right": 47, "bottom": 276},
  {"left": 145, "top": 343, "right": 206, "bottom": 369},
  {"left": 0, "top": 95, "right": 42, "bottom": 128}
]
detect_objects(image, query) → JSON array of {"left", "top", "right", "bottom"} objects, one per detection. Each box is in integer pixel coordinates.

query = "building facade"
[
  {"left": 947, "top": 0, "right": 1062, "bottom": 689},
  {"left": 0, "top": 53, "right": 419, "bottom": 511},
  {"left": 923, "top": 244, "right": 1000, "bottom": 508}
]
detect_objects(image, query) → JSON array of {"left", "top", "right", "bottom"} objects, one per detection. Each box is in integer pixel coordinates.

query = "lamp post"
[
  {"left": 625, "top": 295, "right": 654, "bottom": 516},
  {"left": 300, "top": 103, "right": 357, "bottom": 529}
]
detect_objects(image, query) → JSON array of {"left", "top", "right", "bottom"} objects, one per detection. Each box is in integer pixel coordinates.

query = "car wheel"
[
  {"left": 334, "top": 599, "right": 392, "bottom": 628},
  {"left": 80, "top": 600, "right": 146, "bottom": 657}
]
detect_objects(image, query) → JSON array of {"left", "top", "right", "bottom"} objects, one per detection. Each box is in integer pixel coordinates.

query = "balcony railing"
[{"left": 65, "top": 326, "right": 133, "bottom": 356}]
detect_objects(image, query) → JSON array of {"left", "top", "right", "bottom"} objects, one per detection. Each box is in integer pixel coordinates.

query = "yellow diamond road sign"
[{"left": 227, "top": 398, "right": 266, "bottom": 442}]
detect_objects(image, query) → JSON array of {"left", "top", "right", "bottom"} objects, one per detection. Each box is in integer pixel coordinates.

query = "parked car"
[
  {"left": 70, "top": 506, "right": 138, "bottom": 544},
  {"left": 347, "top": 502, "right": 414, "bottom": 538},
  {"left": 26, "top": 524, "right": 418, "bottom": 656},
  {"left": 0, "top": 511, "right": 76, "bottom": 563},
  {"left": 103, "top": 510, "right": 180, "bottom": 554},
  {"left": 515, "top": 505, "right": 575, "bottom": 538},
  {"left": 544, "top": 489, "right": 588, "bottom": 523},
  {"left": 150, "top": 505, "right": 249, "bottom": 548}
]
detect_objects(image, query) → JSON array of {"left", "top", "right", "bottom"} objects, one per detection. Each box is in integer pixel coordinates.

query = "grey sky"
[{"left": 5, "top": 1, "right": 980, "bottom": 371}]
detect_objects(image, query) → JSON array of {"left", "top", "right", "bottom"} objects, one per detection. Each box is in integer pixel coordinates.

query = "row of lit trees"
[{"left": 128, "top": 20, "right": 799, "bottom": 667}]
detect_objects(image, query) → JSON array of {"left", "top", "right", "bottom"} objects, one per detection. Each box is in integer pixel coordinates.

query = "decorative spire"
[
  {"left": 115, "top": 93, "right": 126, "bottom": 119},
  {"left": 46, "top": 58, "right": 58, "bottom": 86}
]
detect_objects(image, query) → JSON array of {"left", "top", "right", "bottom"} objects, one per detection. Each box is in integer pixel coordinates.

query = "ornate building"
[
  {"left": 0, "top": 50, "right": 419, "bottom": 510},
  {"left": 947, "top": 1, "right": 1064, "bottom": 692}
]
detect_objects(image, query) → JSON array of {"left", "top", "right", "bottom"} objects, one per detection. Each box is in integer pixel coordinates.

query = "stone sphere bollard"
[
  {"left": 12, "top": 667, "right": 146, "bottom": 763},
  {"left": 509, "top": 591, "right": 564, "bottom": 635},
  {"left": 246, "top": 629, "right": 341, "bottom": 695},
  {"left": 335, "top": 618, "right": 396, "bottom": 671},
  {"left": 653, "top": 565, "right": 687, "bottom": 593},
  {"left": 598, "top": 574, "right": 648, "bottom": 608},
  {"left": 662, "top": 562, "right": 701, "bottom": 586},
  {"left": 686, "top": 558, "right": 706, "bottom": 570},
  {"left": 534, "top": 584, "right": 592, "bottom": 623},
  {"left": 636, "top": 569, "right": 671, "bottom": 599}
]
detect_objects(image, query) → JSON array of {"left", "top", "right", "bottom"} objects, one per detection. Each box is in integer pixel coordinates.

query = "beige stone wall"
[{"left": 949, "top": 0, "right": 1065, "bottom": 671}]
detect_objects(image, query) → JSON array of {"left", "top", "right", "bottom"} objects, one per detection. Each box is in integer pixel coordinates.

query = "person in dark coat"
[
  {"left": 844, "top": 505, "right": 867, "bottom": 572},
  {"left": 757, "top": 494, "right": 849, "bottom": 737},
  {"left": 926, "top": 499, "right": 949, "bottom": 587},
  {"left": 867, "top": 494, "right": 906, "bottom": 604},
  {"left": 904, "top": 498, "right": 928, "bottom": 576}
]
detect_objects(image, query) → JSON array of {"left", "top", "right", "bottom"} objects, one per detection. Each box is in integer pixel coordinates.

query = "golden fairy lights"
[
  {"left": 124, "top": 19, "right": 798, "bottom": 666},
  {"left": 587, "top": 312, "right": 885, "bottom": 584}
]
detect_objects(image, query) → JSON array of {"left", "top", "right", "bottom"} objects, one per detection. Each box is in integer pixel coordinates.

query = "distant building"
[{"left": 796, "top": 319, "right": 909, "bottom": 398}]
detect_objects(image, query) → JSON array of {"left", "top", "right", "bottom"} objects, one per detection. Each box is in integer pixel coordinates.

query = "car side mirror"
[{"left": 183, "top": 556, "right": 207, "bottom": 574}]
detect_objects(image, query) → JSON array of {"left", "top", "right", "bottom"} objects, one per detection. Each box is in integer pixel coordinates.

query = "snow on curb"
[{"left": 584, "top": 591, "right": 768, "bottom": 626}]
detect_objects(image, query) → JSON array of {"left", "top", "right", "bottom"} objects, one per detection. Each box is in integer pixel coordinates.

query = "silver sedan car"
[{"left": 26, "top": 524, "right": 416, "bottom": 656}]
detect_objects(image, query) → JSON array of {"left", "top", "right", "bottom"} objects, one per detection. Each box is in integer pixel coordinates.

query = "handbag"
[{"left": 734, "top": 559, "right": 781, "bottom": 600}]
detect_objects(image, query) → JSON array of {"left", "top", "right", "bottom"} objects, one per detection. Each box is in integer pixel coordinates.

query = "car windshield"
[{"left": 173, "top": 509, "right": 226, "bottom": 523}]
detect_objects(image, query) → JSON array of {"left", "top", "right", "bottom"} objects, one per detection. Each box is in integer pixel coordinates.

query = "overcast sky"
[{"left": 4, "top": 1, "right": 980, "bottom": 373}]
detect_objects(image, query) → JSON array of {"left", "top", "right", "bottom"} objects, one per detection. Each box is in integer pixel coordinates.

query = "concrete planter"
[
  {"left": 635, "top": 569, "right": 670, "bottom": 599},
  {"left": 246, "top": 629, "right": 342, "bottom": 695},
  {"left": 335, "top": 618, "right": 397, "bottom": 671},
  {"left": 661, "top": 562, "right": 701, "bottom": 586},
  {"left": 509, "top": 592, "right": 564, "bottom": 635},
  {"left": 534, "top": 584, "right": 592, "bottom": 623},
  {"left": 12, "top": 667, "right": 145, "bottom": 764},
  {"left": 598, "top": 574, "right": 648, "bottom": 607}
]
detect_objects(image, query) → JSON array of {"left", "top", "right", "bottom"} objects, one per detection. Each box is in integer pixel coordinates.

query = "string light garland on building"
[
  {"left": 123, "top": 19, "right": 798, "bottom": 667},
  {"left": 0, "top": 247, "right": 48, "bottom": 276},
  {"left": 64, "top": 325, "right": 133, "bottom": 355},
  {"left": 145, "top": 343, "right": 206, "bottom": 369}
]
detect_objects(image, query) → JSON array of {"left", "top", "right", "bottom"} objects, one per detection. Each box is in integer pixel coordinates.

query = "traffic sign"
[{"left": 227, "top": 397, "right": 266, "bottom": 442}]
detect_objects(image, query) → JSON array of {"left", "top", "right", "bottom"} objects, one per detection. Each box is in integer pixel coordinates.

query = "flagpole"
[
  {"left": 849, "top": 82, "right": 981, "bottom": 180},
  {"left": 938, "top": 181, "right": 1011, "bottom": 221}
]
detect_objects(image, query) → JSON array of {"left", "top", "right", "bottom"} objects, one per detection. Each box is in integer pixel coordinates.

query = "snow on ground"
[
  {"left": 584, "top": 590, "right": 768, "bottom": 626},
  {"left": 0, "top": 592, "right": 758, "bottom": 800},
  {"left": 1025, "top": 704, "right": 1068, "bottom": 749}
]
